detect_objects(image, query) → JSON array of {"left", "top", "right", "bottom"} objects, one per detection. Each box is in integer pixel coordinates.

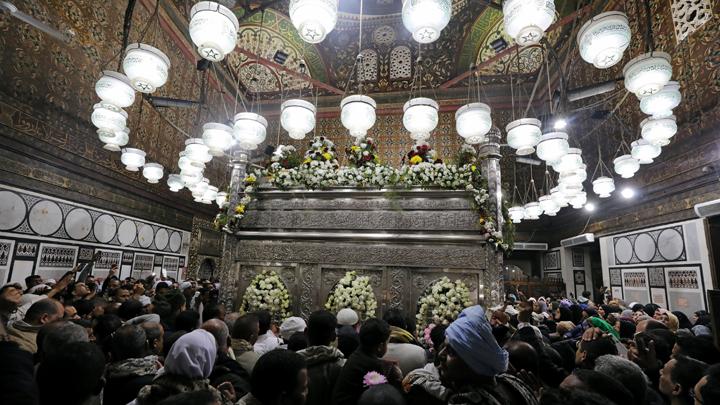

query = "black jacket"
[
  {"left": 297, "top": 345, "right": 346, "bottom": 405},
  {"left": 103, "top": 355, "right": 159, "bottom": 405},
  {"left": 209, "top": 352, "right": 252, "bottom": 398},
  {"left": 331, "top": 350, "right": 402, "bottom": 405}
]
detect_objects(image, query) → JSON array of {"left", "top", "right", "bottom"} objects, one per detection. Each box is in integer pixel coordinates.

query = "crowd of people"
[{"left": 1, "top": 268, "right": 718, "bottom": 405}]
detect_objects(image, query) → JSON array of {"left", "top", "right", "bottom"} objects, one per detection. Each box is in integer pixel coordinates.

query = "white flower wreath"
[
  {"left": 416, "top": 276, "right": 472, "bottom": 336},
  {"left": 240, "top": 270, "right": 291, "bottom": 321},
  {"left": 325, "top": 271, "right": 378, "bottom": 321}
]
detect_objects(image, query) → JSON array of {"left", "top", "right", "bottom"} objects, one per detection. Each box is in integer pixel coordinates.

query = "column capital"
[{"left": 478, "top": 126, "right": 502, "bottom": 160}]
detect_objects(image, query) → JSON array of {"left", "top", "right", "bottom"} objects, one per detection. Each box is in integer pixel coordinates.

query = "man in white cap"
[
  {"left": 337, "top": 308, "right": 359, "bottom": 330},
  {"left": 280, "top": 317, "right": 307, "bottom": 342}
]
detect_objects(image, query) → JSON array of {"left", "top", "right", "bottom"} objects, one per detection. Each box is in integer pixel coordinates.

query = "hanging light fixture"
[
  {"left": 558, "top": 182, "right": 582, "bottom": 199},
  {"left": 202, "top": 123, "right": 234, "bottom": 157},
  {"left": 121, "top": 148, "right": 146, "bottom": 172},
  {"left": 181, "top": 170, "right": 203, "bottom": 187},
  {"left": 631, "top": 139, "right": 661, "bottom": 164},
  {"left": 190, "top": 177, "right": 210, "bottom": 197},
  {"left": 502, "top": 0, "right": 556, "bottom": 46},
  {"left": 536, "top": 132, "right": 570, "bottom": 165},
  {"left": 577, "top": 11, "right": 631, "bottom": 69},
  {"left": 142, "top": 163, "right": 164, "bottom": 184},
  {"left": 508, "top": 206, "right": 525, "bottom": 223},
  {"left": 288, "top": 0, "right": 338, "bottom": 44},
  {"left": 99, "top": 127, "right": 130, "bottom": 152},
  {"left": 401, "top": 0, "right": 452, "bottom": 44},
  {"left": 167, "top": 174, "right": 185, "bottom": 192},
  {"left": 189, "top": 1, "right": 239, "bottom": 62},
  {"left": 569, "top": 191, "right": 587, "bottom": 209},
  {"left": 455, "top": 103, "right": 492, "bottom": 145},
  {"left": 523, "top": 202, "right": 542, "bottom": 220},
  {"left": 341, "top": 95, "right": 377, "bottom": 140},
  {"left": 201, "top": 185, "right": 218, "bottom": 205},
  {"left": 641, "top": 115, "right": 677, "bottom": 146},
  {"left": 184, "top": 138, "right": 213, "bottom": 163},
  {"left": 639, "top": 81, "right": 681, "bottom": 118},
  {"left": 613, "top": 154, "right": 640, "bottom": 178},
  {"left": 623, "top": 52, "right": 672, "bottom": 98},
  {"left": 506, "top": 118, "right": 542, "bottom": 156},
  {"left": 281, "top": 99, "right": 316, "bottom": 140},
  {"left": 233, "top": 112, "right": 268, "bottom": 150},
  {"left": 92, "top": 102, "right": 128, "bottom": 134},
  {"left": 538, "top": 195, "right": 559, "bottom": 216},
  {"left": 592, "top": 176, "right": 615, "bottom": 198},
  {"left": 403, "top": 97, "right": 439, "bottom": 142},
  {"left": 550, "top": 186, "right": 568, "bottom": 207},
  {"left": 122, "top": 43, "right": 171, "bottom": 93},
  {"left": 215, "top": 191, "right": 228, "bottom": 208},
  {"left": 95, "top": 71, "right": 136, "bottom": 108},
  {"left": 553, "top": 147, "right": 583, "bottom": 174}
]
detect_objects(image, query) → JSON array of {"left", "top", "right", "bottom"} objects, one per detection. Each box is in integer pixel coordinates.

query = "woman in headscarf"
[{"left": 133, "top": 329, "right": 231, "bottom": 405}]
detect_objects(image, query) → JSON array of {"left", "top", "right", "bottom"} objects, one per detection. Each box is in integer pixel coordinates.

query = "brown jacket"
[{"left": 7, "top": 320, "right": 41, "bottom": 353}]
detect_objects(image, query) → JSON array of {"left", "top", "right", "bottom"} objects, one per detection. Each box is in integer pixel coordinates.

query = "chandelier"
[
  {"left": 641, "top": 115, "right": 677, "bottom": 146},
  {"left": 631, "top": 139, "right": 661, "bottom": 164},
  {"left": 640, "top": 81, "right": 681, "bottom": 118},
  {"left": 233, "top": 112, "right": 268, "bottom": 150},
  {"left": 506, "top": 118, "right": 542, "bottom": 156},
  {"left": 341, "top": 95, "right": 377, "bottom": 140},
  {"left": 121, "top": 148, "right": 146, "bottom": 172},
  {"left": 281, "top": 99, "right": 317, "bottom": 140},
  {"left": 577, "top": 11, "right": 631, "bottom": 69},
  {"left": 508, "top": 206, "right": 525, "bottom": 223},
  {"left": 123, "top": 43, "right": 171, "bottom": 93},
  {"left": 99, "top": 127, "right": 129, "bottom": 152},
  {"left": 401, "top": 0, "right": 452, "bottom": 44},
  {"left": 623, "top": 52, "right": 673, "bottom": 98},
  {"left": 289, "top": 0, "right": 338, "bottom": 44},
  {"left": 403, "top": 97, "right": 439, "bottom": 142},
  {"left": 202, "top": 123, "right": 234, "bottom": 157},
  {"left": 142, "top": 162, "right": 164, "bottom": 184},
  {"left": 613, "top": 154, "right": 640, "bottom": 178},
  {"left": 592, "top": 177, "right": 615, "bottom": 198},
  {"left": 189, "top": 1, "right": 239, "bottom": 62},
  {"left": 167, "top": 174, "right": 185, "bottom": 192},
  {"left": 502, "top": 0, "right": 556, "bottom": 46},
  {"left": 95, "top": 71, "right": 136, "bottom": 108},
  {"left": 536, "top": 132, "right": 569, "bottom": 165},
  {"left": 455, "top": 103, "right": 492, "bottom": 145},
  {"left": 185, "top": 138, "right": 213, "bottom": 164}
]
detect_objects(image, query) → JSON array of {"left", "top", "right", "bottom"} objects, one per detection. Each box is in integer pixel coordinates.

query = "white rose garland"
[
  {"left": 325, "top": 271, "right": 378, "bottom": 321},
  {"left": 240, "top": 270, "right": 291, "bottom": 321},
  {"left": 416, "top": 276, "right": 472, "bottom": 336}
]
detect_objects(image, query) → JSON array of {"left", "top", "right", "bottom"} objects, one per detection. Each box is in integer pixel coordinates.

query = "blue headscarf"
[{"left": 445, "top": 305, "right": 509, "bottom": 377}]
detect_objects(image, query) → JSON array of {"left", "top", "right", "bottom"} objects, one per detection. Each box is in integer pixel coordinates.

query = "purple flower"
[{"left": 363, "top": 371, "right": 388, "bottom": 387}]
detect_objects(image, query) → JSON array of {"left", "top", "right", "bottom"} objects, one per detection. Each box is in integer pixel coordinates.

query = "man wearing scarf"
[{"left": 439, "top": 305, "right": 538, "bottom": 405}]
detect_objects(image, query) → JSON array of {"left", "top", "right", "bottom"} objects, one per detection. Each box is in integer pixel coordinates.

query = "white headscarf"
[{"left": 164, "top": 329, "right": 217, "bottom": 379}]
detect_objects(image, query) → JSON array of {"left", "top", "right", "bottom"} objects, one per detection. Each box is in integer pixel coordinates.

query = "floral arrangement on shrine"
[
  {"left": 415, "top": 276, "right": 472, "bottom": 336},
  {"left": 239, "top": 269, "right": 291, "bottom": 322},
  {"left": 325, "top": 271, "right": 378, "bottom": 321},
  {"left": 212, "top": 137, "right": 514, "bottom": 252}
]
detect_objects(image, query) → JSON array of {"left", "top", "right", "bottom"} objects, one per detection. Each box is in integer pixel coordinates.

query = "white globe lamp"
[
  {"left": 233, "top": 112, "right": 268, "bottom": 150},
  {"left": 202, "top": 123, "right": 234, "bottom": 157},
  {"left": 403, "top": 97, "right": 439, "bottom": 142},
  {"left": 121, "top": 148, "right": 146, "bottom": 172},
  {"left": 455, "top": 102, "right": 491, "bottom": 145},
  {"left": 551, "top": 186, "right": 569, "bottom": 208},
  {"left": 401, "top": 0, "right": 452, "bottom": 44},
  {"left": 122, "top": 43, "right": 171, "bottom": 93},
  {"left": 281, "top": 99, "right": 316, "bottom": 140},
  {"left": 167, "top": 174, "right": 185, "bottom": 192},
  {"left": 201, "top": 185, "right": 218, "bottom": 205},
  {"left": 181, "top": 171, "right": 203, "bottom": 187},
  {"left": 288, "top": 0, "right": 338, "bottom": 44},
  {"left": 95, "top": 71, "right": 136, "bottom": 108},
  {"left": 508, "top": 206, "right": 525, "bottom": 223},
  {"left": 553, "top": 147, "right": 583, "bottom": 174},
  {"left": 506, "top": 118, "right": 542, "bottom": 156},
  {"left": 503, "top": 0, "right": 556, "bottom": 46},
  {"left": 623, "top": 52, "right": 673, "bottom": 98},
  {"left": 523, "top": 201, "right": 542, "bottom": 220},
  {"left": 631, "top": 139, "right": 661, "bottom": 164},
  {"left": 341, "top": 95, "right": 377, "bottom": 140},
  {"left": 577, "top": 11, "right": 631, "bottom": 69},
  {"left": 592, "top": 176, "right": 615, "bottom": 198},
  {"left": 142, "top": 163, "right": 164, "bottom": 184},
  {"left": 536, "top": 132, "right": 570, "bottom": 165},
  {"left": 92, "top": 102, "right": 128, "bottom": 133},
  {"left": 189, "top": 1, "right": 239, "bottom": 62},
  {"left": 640, "top": 81, "right": 681, "bottom": 118},
  {"left": 570, "top": 191, "right": 587, "bottom": 209},
  {"left": 613, "top": 154, "right": 640, "bottom": 178},
  {"left": 99, "top": 127, "right": 129, "bottom": 152},
  {"left": 185, "top": 138, "right": 213, "bottom": 163},
  {"left": 539, "top": 195, "right": 559, "bottom": 216},
  {"left": 641, "top": 115, "right": 677, "bottom": 146}
]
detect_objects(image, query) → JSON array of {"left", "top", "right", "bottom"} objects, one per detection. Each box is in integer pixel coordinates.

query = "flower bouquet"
[
  {"left": 346, "top": 137, "right": 380, "bottom": 168},
  {"left": 240, "top": 269, "right": 291, "bottom": 322},
  {"left": 403, "top": 143, "right": 442, "bottom": 166},
  {"left": 213, "top": 174, "right": 257, "bottom": 232},
  {"left": 268, "top": 145, "right": 302, "bottom": 170},
  {"left": 325, "top": 271, "right": 378, "bottom": 321},
  {"left": 415, "top": 276, "right": 472, "bottom": 336},
  {"left": 454, "top": 144, "right": 478, "bottom": 167}
]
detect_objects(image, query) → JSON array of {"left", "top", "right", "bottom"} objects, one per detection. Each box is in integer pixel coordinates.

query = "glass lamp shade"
[
  {"left": 536, "top": 132, "right": 570, "bottom": 164},
  {"left": 121, "top": 148, "right": 146, "bottom": 172},
  {"left": 142, "top": 163, "right": 164, "bottom": 184},
  {"left": 341, "top": 95, "right": 377, "bottom": 140},
  {"left": 167, "top": 174, "right": 185, "bottom": 192},
  {"left": 631, "top": 139, "right": 661, "bottom": 164},
  {"left": 91, "top": 102, "right": 128, "bottom": 133},
  {"left": 577, "top": 11, "right": 631, "bottom": 69},
  {"left": 215, "top": 191, "right": 228, "bottom": 208},
  {"left": 613, "top": 154, "right": 641, "bottom": 178},
  {"left": 99, "top": 127, "right": 129, "bottom": 152},
  {"left": 202, "top": 123, "right": 234, "bottom": 157},
  {"left": 641, "top": 115, "right": 677, "bottom": 146},
  {"left": 570, "top": 191, "right": 587, "bottom": 209},
  {"left": 289, "top": 0, "right": 337, "bottom": 44},
  {"left": 455, "top": 102, "right": 491, "bottom": 144},
  {"left": 559, "top": 168, "right": 586, "bottom": 187},
  {"left": 123, "top": 43, "right": 171, "bottom": 93},
  {"left": 233, "top": 112, "right": 268, "bottom": 150},
  {"left": 558, "top": 182, "right": 582, "bottom": 199},
  {"left": 551, "top": 186, "right": 569, "bottom": 207},
  {"left": 503, "top": 0, "right": 555, "bottom": 46},
  {"left": 592, "top": 176, "right": 615, "bottom": 198},
  {"left": 506, "top": 118, "right": 542, "bottom": 156},
  {"left": 180, "top": 170, "right": 203, "bottom": 187},
  {"left": 178, "top": 152, "right": 206, "bottom": 174},
  {"left": 508, "top": 206, "right": 525, "bottom": 223},
  {"left": 539, "top": 195, "right": 559, "bottom": 216},
  {"left": 189, "top": 1, "right": 239, "bottom": 62},
  {"left": 553, "top": 147, "right": 583, "bottom": 174},
  {"left": 190, "top": 178, "right": 210, "bottom": 196},
  {"left": 523, "top": 202, "right": 542, "bottom": 220},
  {"left": 640, "top": 81, "right": 681, "bottom": 118},
  {"left": 281, "top": 99, "right": 316, "bottom": 140},
  {"left": 201, "top": 185, "right": 218, "bottom": 205},
  {"left": 623, "top": 52, "right": 673, "bottom": 98},
  {"left": 95, "top": 71, "right": 135, "bottom": 108},
  {"left": 401, "top": 0, "right": 452, "bottom": 44},
  {"left": 185, "top": 138, "right": 213, "bottom": 163},
  {"left": 403, "top": 97, "right": 439, "bottom": 142}
]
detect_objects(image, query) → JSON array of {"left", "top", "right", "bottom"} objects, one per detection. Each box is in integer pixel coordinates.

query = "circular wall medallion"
[
  {"left": 155, "top": 228, "right": 169, "bottom": 250},
  {"left": 657, "top": 228, "right": 684, "bottom": 261},
  {"left": 28, "top": 200, "right": 63, "bottom": 235},
  {"left": 93, "top": 214, "right": 117, "bottom": 243},
  {"left": 169, "top": 231, "right": 182, "bottom": 252},
  {"left": 64, "top": 208, "right": 92, "bottom": 240},
  {"left": 137, "top": 223, "right": 154, "bottom": 248},
  {"left": 633, "top": 233, "right": 656, "bottom": 262},
  {"left": 117, "top": 219, "right": 137, "bottom": 246},
  {"left": 0, "top": 191, "right": 27, "bottom": 230},
  {"left": 373, "top": 25, "right": 396, "bottom": 45},
  {"left": 614, "top": 237, "right": 633, "bottom": 264}
]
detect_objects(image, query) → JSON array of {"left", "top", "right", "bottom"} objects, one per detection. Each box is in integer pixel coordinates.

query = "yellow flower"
[
  {"left": 244, "top": 174, "right": 257, "bottom": 184},
  {"left": 322, "top": 152, "right": 332, "bottom": 161},
  {"left": 471, "top": 165, "right": 477, "bottom": 172},
  {"left": 235, "top": 204, "right": 246, "bottom": 214},
  {"left": 303, "top": 157, "right": 312, "bottom": 164},
  {"left": 410, "top": 155, "right": 423, "bottom": 164},
  {"left": 351, "top": 146, "right": 360, "bottom": 152}
]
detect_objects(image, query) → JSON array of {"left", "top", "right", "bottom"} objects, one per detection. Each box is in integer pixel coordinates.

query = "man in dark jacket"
[
  {"left": 202, "top": 319, "right": 252, "bottom": 398},
  {"left": 297, "top": 310, "right": 346, "bottom": 405},
  {"left": 104, "top": 325, "right": 160, "bottom": 405},
  {"left": 332, "top": 318, "right": 402, "bottom": 405}
]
